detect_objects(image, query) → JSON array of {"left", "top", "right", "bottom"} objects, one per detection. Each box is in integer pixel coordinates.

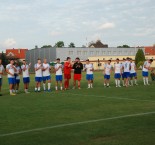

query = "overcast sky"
[{"left": 0, "top": 0, "right": 155, "bottom": 51}]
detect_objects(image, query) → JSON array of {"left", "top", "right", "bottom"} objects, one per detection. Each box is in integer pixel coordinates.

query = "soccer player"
[
  {"left": 130, "top": 58, "right": 138, "bottom": 86},
  {"left": 142, "top": 59, "right": 153, "bottom": 85},
  {"left": 122, "top": 57, "right": 131, "bottom": 87},
  {"left": 34, "top": 59, "right": 43, "bottom": 92},
  {"left": 103, "top": 60, "right": 112, "bottom": 87},
  {"left": 55, "top": 58, "right": 63, "bottom": 91},
  {"left": 84, "top": 59, "right": 94, "bottom": 88},
  {"left": 114, "top": 58, "right": 122, "bottom": 87},
  {"left": 72, "top": 57, "right": 83, "bottom": 89},
  {"left": 121, "top": 58, "right": 126, "bottom": 86},
  {"left": 42, "top": 59, "right": 51, "bottom": 92},
  {"left": 21, "top": 60, "right": 31, "bottom": 93},
  {"left": 0, "top": 59, "right": 4, "bottom": 96},
  {"left": 6, "top": 60, "right": 17, "bottom": 95},
  {"left": 14, "top": 62, "right": 21, "bottom": 93},
  {"left": 64, "top": 57, "right": 72, "bottom": 90}
]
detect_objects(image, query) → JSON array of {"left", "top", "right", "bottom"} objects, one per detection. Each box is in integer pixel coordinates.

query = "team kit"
[{"left": 0, "top": 57, "right": 153, "bottom": 96}]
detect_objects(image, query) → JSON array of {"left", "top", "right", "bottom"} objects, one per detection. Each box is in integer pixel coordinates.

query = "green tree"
[
  {"left": 117, "top": 45, "right": 130, "bottom": 48},
  {"left": 68, "top": 42, "right": 75, "bottom": 48},
  {"left": 41, "top": 45, "right": 52, "bottom": 48},
  {"left": 135, "top": 49, "right": 145, "bottom": 66},
  {"left": 54, "top": 41, "right": 64, "bottom": 48},
  {"left": 0, "top": 51, "right": 9, "bottom": 68}
]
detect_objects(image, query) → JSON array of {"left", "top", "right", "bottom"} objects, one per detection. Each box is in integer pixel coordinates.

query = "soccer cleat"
[
  {"left": 72, "top": 87, "right": 75, "bottom": 90},
  {"left": 78, "top": 87, "right": 81, "bottom": 90},
  {"left": 135, "top": 83, "right": 138, "bottom": 86},
  {"left": 116, "top": 86, "right": 118, "bottom": 88},
  {"left": 48, "top": 90, "right": 51, "bottom": 92},
  {"left": 26, "top": 91, "right": 30, "bottom": 94},
  {"left": 147, "top": 83, "right": 150, "bottom": 86},
  {"left": 118, "top": 85, "right": 121, "bottom": 87}
]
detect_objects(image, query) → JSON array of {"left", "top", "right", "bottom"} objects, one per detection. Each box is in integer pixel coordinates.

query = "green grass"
[{"left": 0, "top": 71, "right": 155, "bottom": 145}]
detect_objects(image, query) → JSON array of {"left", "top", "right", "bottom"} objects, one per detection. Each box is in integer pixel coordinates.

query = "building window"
[
  {"left": 113, "top": 51, "right": 116, "bottom": 55},
  {"left": 108, "top": 51, "right": 111, "bottom": 55},
  {"left": 77, "top": 51, "right": 81, "bottom": 55},
  {"left": 102, "top": 51, "right": 106, "bottom": 55},
  {"left": 69, "top": 51, "right": 73, "bottom": 55},
  {"left": 90, "top": 51, "right": 94, "bottom": 55},
  {"left": 83, "top": 51, "right": 87, "bottom": 55},
  {"left": 96, "top": 51, "right": 99, "bottom": 55}
]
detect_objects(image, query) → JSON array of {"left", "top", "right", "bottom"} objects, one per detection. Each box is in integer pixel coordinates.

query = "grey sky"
[{"left": 0, "top": 0, "right": 155, "bottom": 51}]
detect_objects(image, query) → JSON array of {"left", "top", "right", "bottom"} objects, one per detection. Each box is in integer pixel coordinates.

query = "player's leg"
[
  {"left": 38, "top": 81, "right": 41, "bottom": 92},
  {"left": 60, "top": 81, "right": 63, "bottom": 90},
  {"left": 47, "top": 77, "right": 51, "bottom": 91},
  {"left": 16, "top": 81, "right": 20, "bottom": 93},
  {"left": 43, "top": 77, "right": 46, "bottom": 91},
  {"left": 78, "top": 80, "right": 81, "bottom": 89},
  {"left": 134, "top": 73, "right": 138, "bottom": 85},
  {"left": 115, "top": 74, "right": 118, "bottom": 87}
]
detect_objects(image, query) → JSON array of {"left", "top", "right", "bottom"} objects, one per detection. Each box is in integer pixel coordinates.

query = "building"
[
  {"left": 145, "top": 46, "right": 155, "bottom": 55},
  {"left": 26, "top": 47, "right": 144, "bottom": 71},
  {"left": 88, "top": 40, "right": 108, "bottom": 48},
  {"left": 6, "top": 48, "right": 28, "bottom": 60}
]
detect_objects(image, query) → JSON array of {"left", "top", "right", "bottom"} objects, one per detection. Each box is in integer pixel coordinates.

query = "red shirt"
[{"left": 64, "top": 62, "right": 72, "bottom": 74}]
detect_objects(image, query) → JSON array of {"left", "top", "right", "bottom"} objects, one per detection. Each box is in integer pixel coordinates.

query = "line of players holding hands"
[{"left": 0, "top": 57, "right": 153, "bottom": 96}]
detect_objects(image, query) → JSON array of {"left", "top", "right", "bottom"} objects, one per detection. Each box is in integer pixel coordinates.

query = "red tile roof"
[
  {"left": 6, "top": 48, "right": 28, "bottom": 59},
  {"left": 145, "top": 46, "right": 155, "bottom": 55}
]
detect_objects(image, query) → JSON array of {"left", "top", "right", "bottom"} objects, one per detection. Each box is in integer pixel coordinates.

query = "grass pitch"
[{"left": 0, "top": 71, "right": 155, "bottom": 145}]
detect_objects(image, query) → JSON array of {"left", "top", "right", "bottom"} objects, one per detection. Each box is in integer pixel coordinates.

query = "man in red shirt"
[{"left": 64, "top": 57, "right": 72, "bottom": 90}]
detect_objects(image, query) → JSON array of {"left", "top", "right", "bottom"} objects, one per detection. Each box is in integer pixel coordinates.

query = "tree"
[
  {"left": 117, "top": 45, "right": 130, "bottom": 48},
  {"left": 54, "top": 41, "right": 64, "bottom": 48},
  {"left": 68, "top": 42, "right": 75, "bottom": 48},
  {"left": 0, "top": 51, "right": 9, "bottom": 68},
  {"left": 41, "top": 45, "right": 52, "bottom": 48},
  {"left": 135, "top": 49, "right": 145, "bottom": 66}
]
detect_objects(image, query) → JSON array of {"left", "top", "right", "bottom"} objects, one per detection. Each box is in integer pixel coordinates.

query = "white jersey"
[
  {"left": 43, "top": 63, "right": 51, "bottom": 77},
  {"left": 114, "top": 63, "right": 121, "bottom": 74},
  {"left": 6, "top": 64, "right": 15, "bottom": 78},
  {"left": 34, "top": 63, "right": 43, "bottom": 77},
  {"left": 143, "top": 61, "right": 151, "bottom": 72},
  {"left": 21, "top": 64, "right": 30, "bottom": 78},
  {"left": 0, "top": 65, "right": 4, "bottom": 78},
  {"left": 104, "top": 64, "right": 112, "bottom": 75},
  {"left": 123, "top": 61, "right": 131, "bottom": 72},
  {"left": 85, "top": 64, "right": 93, "bottom": 75},
  {"left": 55, "top": 63, "right": 63, "bottom": 75},
  {"left": 130, "top": 62, "right": 136, "bottom": 73},
  {"left": 15, "top": 66, "right": 21, "bottom": 80}
]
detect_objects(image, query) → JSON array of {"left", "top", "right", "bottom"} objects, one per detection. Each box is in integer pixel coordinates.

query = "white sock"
[
  {"left": 10, "top": 90, "right": 12, "bottom": 94},
  {"left": 115, "top": 80, "right": 118, "bottom": 86},
  {"left": 60, "top": 86, "right": 63, "bottom": 90},
  {"left": 55, "top": 86, "right": 58, "bottom": 90},
  {"left": 91, "top": 83, "right": 93, "bottom": 88},
  {"left": 13, "top": 89, "right": 15, "bottom": 93},
  {"left": 130, "top": 80, "right": 133, "bottom": 86},
  {"left": 16, "top": 90, "right": 18, "bottom": 93},
  {"left": 118, "top": 80, "right": 120, "bottom": 86},
  {"left": 143, "top": 78, "right": 146, "bottom": 85},
  {"left": 43, "top": 83, "right": 46, "bottom": 90},
  {"left": 88, "top": 84, "right": 90, "bottom": 88},
  {"left": 25, "top": 89, "right": 27, "bottom": 93},
  {"left": 146, "top": 77, "right": 149, "bottom": 84},
  {"left": 35, "top": 87, "right": 37, "bottom": 91},
  {"left": 38, "top": 87, "right": 40, "bottom": 91},
  {"left": 122, "top": 80, "right": 125, "bottom": 86},
  {"left": 135, "top": 79, "right": 137, "bottom": 84},
  {"left": 48, "top": 83, "right": 51, "bottom": 90},
  {"left": 107, "top": 83, "right": 109, "bottom": 86}
]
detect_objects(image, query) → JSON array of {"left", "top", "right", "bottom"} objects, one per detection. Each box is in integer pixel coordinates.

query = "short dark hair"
[
  {"left": 56, "top": 58, "right": 60, "bottom": 61},
  {"left": 67, "top": 57, "right": 71, "bottom": 60},
  {"left": 108, "top": 60, "right": 111, "bottom": 62},
  {"left": 86, "top": 59, "right": 89, "bottom": 61},
  {"left": 76, "top": 57, "right": 80, "bottom": 60},
  {"left": 123, "top": 58, "right": 126, "bottom": 60},
  {"left": 150, "top": 59, "right": 153, "bottom": 62},
  {"left": 37, "top": 58, "right": 41, "bottom": 61},
  {"left": 116, "top": 58, "right": 119, "bottom": 61}
]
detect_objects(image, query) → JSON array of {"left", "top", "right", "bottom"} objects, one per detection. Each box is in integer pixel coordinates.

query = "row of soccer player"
[{"left": 0, "top": 57, "right": 153, "bottom": 95}]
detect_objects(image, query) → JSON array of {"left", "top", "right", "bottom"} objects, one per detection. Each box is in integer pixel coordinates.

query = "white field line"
[
  {"left": 0, "top": 111, "right": 155, "bottom": 137},
  {"left": 64, "top": 93, "right": 155, "bottom": 103}
]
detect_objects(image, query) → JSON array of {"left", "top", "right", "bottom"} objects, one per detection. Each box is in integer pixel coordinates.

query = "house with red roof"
[
  {"left": 145, "top": 46, "right": 155, "bottom": 55},
  {"left": 6, "top": 48, "right": 28, "bottom": 60}
]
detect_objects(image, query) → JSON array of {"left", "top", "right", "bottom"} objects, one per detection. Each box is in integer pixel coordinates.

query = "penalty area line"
[{"left": 0, "top": 111, "right": 155, "bottom": 137}]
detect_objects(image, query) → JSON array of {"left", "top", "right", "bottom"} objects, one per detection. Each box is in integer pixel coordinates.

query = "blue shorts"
[
  {"left": 8, "top": 78, "right": 15, "bottom": 85},
  {"left": 15, "top": 79, "right": 20, "bottom": 84},
  {"left": 115, "top": 73, "right": 121, "bottom": 79},
  {"left": 130, "top": 73, "right": 137, "bottom": 78},
  {"left": 56, "top": 75, "right": 63, "bottom": 81},
  {"left": 142, "top": 71, "right": 149, "bottom": 77},
  {"left": 35, "top": 77, "right": 42, "bottom": 82},
  {"left": 43, "top": 76, "right": 51, "bottom": 81},
  {"left": 0, "top": 78, "right": 2, "bottom": 86},
  {"left": 86, "top": 74, "right": 94, "bottom": 80},
  {"left": 23, "top": 77, "right": 30, "bottom": 84},
  {"left": 122, "top": 72, "right": 125, "bottom": 79},
  {"left": 104, "top": 75, "right": 110, "bottom": 80},
  {"left": 124, "top": 72, "right": 130, "bottom": 78}
]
